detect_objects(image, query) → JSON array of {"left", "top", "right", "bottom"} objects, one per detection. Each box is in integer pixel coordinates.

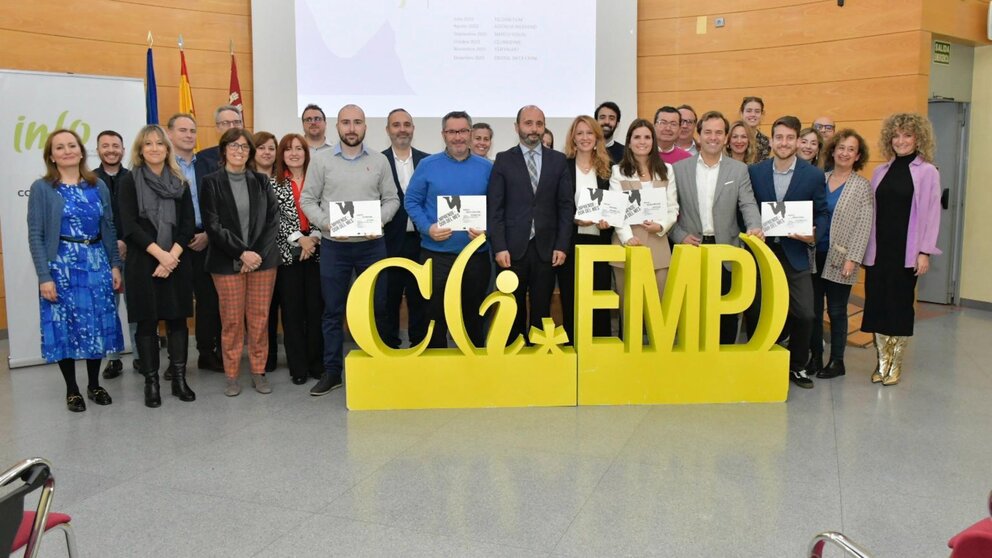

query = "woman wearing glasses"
[{"left": 200, "top": 129, "right": 281, "bottom": 396}]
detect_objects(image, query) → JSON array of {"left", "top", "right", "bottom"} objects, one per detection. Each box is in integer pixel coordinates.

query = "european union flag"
[{"left": 145, "top": 47, "right": 158, "bottom": 125}]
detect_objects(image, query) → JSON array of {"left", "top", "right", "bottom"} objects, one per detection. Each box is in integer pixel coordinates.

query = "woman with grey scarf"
[{"left": 118, "top": 125, "right": 197, "bottom": 407}]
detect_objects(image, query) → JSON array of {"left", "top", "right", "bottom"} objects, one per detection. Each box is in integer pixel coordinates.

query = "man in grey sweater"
[{"left": 301, "top": 104, "right": 400, "bottom": 396}]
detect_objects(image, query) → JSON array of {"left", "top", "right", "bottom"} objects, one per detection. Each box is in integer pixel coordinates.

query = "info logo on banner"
[{"left": 0, "top": 70, "right": 144, "bottom": 368}]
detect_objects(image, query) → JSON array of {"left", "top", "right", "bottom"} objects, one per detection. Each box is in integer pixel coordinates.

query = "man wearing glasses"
[
  {"left": 812, "top": 116, "right": 836, "bottom": 142},
  {"left": 403, "top": 111, "right": 493, "bottom": 349},
  {"left": 654, "top": 105, "right": 692, "bottom": 166},
  {"left": 194, "top": 105, "right": 244, "bottom": 181},
  {"left": 676, "top": 104, "right": 700, "bottom": 156},
  {"left": 302, "top": 104, "right": 331, "bottom": 152},
  {"left": 300, "top": 104, "right": 399, "bottom": 396},
  {"left": 487, "top": 105, "right": 574, "bottom": 346}
]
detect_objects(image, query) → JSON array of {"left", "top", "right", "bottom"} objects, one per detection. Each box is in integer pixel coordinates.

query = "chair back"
[{"left": 0, "top": 459, "right": 54, "bottom": 558}]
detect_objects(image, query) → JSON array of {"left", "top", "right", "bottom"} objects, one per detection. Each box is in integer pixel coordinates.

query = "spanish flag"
[{"left": 178, "top": 48, "right": 198, "bottom": 151}]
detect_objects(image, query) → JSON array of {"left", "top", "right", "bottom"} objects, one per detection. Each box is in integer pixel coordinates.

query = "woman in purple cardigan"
[{"left": 861, "top": 113, "right": 941, "bottom": 386}]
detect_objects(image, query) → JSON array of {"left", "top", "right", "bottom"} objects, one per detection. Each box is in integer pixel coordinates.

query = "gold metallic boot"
[
  {"left": 871, "top": 334, "right": 892, "bottom": 383},
  {"left": 882, "top": 336, "right": 909, "bottom": 386}
]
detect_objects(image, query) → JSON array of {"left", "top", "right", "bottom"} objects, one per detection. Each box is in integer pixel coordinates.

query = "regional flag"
[
  {"left": 145, "top": 46, "right": 158, "bottom": 124},
  {"left": 229, "top": 52, "right": 243, "bottom": 111},
  {"left": 179, "top": 49, "right": 199, "bottom": 151}
]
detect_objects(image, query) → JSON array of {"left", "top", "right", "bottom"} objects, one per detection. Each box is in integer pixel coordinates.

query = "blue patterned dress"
[{"left": 39, "top": 184, "right": 124, "bottom": 361}]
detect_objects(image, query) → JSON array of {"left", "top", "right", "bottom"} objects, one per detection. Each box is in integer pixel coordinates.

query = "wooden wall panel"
[
  {"left": 640, "top": 0, "right": 822, "bottom": 20},
  {"left": 0, "top": 0, "right": 252, "bottom": 332},
  {"left": 923, "top": 0, "right": 992, "bottom": 45},
  {"left": 638, "top": 0, "right": 923, "bottom": 56}
]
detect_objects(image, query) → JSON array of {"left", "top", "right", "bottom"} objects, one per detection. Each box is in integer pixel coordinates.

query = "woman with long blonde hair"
[
  {"left": 557, "top": 115, "right": 614, "bottom": 340},
  {"left": 117, "top": 124, "right": 197, "bottom": 407}
]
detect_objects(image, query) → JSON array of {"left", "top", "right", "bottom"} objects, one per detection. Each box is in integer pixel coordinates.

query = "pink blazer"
[{"left": 862, "top": 156, "right": 942, "bottom": 268}]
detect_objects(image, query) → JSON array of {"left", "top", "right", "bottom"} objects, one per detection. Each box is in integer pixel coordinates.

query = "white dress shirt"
[
  {"left": 696, "top": 154, "right": 722, "bottom": 236},
  {"left": 393, "top": 152, "right": 415, "bottom": 231}
]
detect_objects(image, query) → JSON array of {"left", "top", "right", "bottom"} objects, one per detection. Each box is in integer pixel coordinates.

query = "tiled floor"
[{"left": 2, "top": 305, "right": 990, "bottom": 557}]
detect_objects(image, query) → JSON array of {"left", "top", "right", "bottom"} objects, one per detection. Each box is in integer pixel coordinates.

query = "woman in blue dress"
[{"left": 27, "top": 129, "right": 124, "bottom": 412}]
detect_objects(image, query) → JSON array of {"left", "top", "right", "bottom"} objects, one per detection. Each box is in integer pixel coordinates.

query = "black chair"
[{"left": 0, "top": 457, "right": 77, "bottom": 558}]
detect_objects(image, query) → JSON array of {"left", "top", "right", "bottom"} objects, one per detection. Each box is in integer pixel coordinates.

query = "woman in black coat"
[
  {"left": 118, "top": 124, "right": 196, "bottom": 407},
  {"left": 557, "top": 115, "right": 615, "bottom": 343},
  {"left": 199, "top": 128, "right": 280, "bottom": 397}
]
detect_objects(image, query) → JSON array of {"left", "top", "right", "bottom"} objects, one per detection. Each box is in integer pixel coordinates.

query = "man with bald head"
[
  {"left": 487, "top": 105, "right": 574, "bottom": 345},
  {"left": 812, "top": 116, "right": 836, "bottom": 142},
  {"left": 301, "top": 104, "right": 400, "bottom": 395}
]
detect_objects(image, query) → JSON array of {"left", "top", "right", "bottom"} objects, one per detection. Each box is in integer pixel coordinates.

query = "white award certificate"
[
  {"left": 436, "top": 195, "right": 486, "bottom": 231},
  {"left": 599, "top": 190, "right": 629, "bottom": 228},
  {"left": 329, "top": 200, "right": 382, "bottom": 236},
  {"left": 574, "top": 187, "right": 604, "bottom": 222},
  {"left": 624, "top": 187, "right": 668, "bottom": 225},
  {"left": 761, "top": 200, "right": 813, "bottom": 237}
]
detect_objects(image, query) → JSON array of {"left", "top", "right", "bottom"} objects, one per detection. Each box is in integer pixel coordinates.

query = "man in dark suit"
[
  {"left": 746, "top": 115, "right": 828, "bottom": 389},
  {"left": 488, "top": 105, "right": 575, "bottom": 344},
  {"left": 379, "top": 108, "right": 430, "bottom": 349},
  {"left": 595, "top": 101, "right": 625, "bottom": 163},
  {"left": 670, "top": 111, "right": 763, "bottom": 345}
]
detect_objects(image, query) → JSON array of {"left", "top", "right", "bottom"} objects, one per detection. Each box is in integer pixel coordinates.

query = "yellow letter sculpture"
[
  {"left": 345, "top": 233, "right": 789, "bottom": 410},
  {"left": 576, "top": 234, "right": 789, "bottom": 405},
  {"left": 345, "top": 234, "right": 577, "bottom": 410}
]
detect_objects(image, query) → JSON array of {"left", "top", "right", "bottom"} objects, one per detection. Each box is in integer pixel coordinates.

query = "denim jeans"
[
  {"left": 319, "top": 238, "right": 387, "bottom": 377},
  {"left": 811, "top": 250, "right": 853, "bottom": 361}
]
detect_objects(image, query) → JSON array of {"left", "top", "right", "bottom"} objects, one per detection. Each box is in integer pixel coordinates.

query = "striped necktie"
[{"left": 526, "top": 149, "right": 539, "bottom": 192}]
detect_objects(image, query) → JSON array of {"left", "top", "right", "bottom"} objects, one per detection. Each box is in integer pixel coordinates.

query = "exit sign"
[{"left": 933, "top": 41, "right": 951, "bottom": 65}]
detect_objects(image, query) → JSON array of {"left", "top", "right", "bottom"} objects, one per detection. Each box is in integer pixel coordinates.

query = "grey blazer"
[
  {"left": 821, "top": 171, "right": 873, "bottom": 285},
  {"left": 669, "top": 155, "right": 760, "bottom": 247}
]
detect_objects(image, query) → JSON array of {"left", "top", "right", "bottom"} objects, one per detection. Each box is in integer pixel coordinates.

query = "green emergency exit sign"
[{"left": 933, "top": 41, "right": 951, "bottom": 65}]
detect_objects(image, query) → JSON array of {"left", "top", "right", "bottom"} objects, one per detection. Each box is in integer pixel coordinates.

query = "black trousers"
[
  {"left": 701, "top": 236, "right": 742, "bottom": 345},
  {"left": 507, "top": 240, "right": 556, "bottom": 345},
  {"left": 189, "top": 245, "right": 221, "bottom": 355},
  {"left": 744, "top": 242, "right": 814, "bottom": 371},
  {"left": 267, "top": 284, "right": 280, "bottom": 360},
  {"left": 381, "top": 232, "right": 429, "bottom": 349},
  {"left": 276, "top": 259, "right": 324, "bottom": 380},
  {"left": 421, "top": 248, "right": 491, "bottom": 349},
  {"left": 555, "top": 236, "right": 613, "bottom": 344}
]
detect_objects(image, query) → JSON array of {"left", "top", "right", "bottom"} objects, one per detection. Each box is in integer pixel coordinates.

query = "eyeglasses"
[
  {"left": 655, "top": 120, "right": 681, "bottom": 128},
  {"left": 443, "top": 129, "right": 471, "bottom": 137},
  {"left": 217, "top": 119, "right": 243, "bottom": 129},
  {"left": 303, "top": 116, "right": 325, "bottom": 123},
  {"left": 226, "top": 143, "right": 250, "bottom": 152},
  {"left": 813, "top": 124, "right": 836, "bottom": 132},
  {"left": 680, "top": 119, "right": 696, "bottom": 126}
]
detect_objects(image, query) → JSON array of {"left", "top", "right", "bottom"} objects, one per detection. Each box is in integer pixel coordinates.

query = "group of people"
[{"left": 26, "top": 95, "right": 941, "bottom": 412}]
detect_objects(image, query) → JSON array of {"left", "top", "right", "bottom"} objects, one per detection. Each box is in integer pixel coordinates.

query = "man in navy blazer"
[
  {"left": 487, "top": 105, "right": 575, "bottom": 344},
  {"left": 380, "top": 108, "right": 430, "bottom": 349},
  {"left": 746, "top": 115, "right": 828, "bottom": 389}
]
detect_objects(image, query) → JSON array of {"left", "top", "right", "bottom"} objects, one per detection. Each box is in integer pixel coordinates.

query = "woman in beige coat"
[
  {"left": 809, "top": 129, "right": 873, "bottom": 378},
  {"left": 609, "top": 119, "right": 679, "bottom": 309}
]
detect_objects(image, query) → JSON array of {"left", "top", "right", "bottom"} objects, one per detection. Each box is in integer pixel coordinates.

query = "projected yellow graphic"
[{"left": 344, "top": 233, "right": 788, "bottom": 410}]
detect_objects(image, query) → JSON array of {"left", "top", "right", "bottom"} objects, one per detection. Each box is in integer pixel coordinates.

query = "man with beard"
[
  {"left": 379, "top": 108, "right": 430, "bottom": 349},
  {"left": 654, "top": 106, "right": 692, "bottom": 166},
  {"left": 746, "top": 115, "right": 828, "bottom": 390},
  {"left": 94, "top": 130, "right": 133, "bottom": 378},
  {"left": 404, "top": 111, "right": 493, "bottom": 348},
  {"left": 595, "top": 101, "right": 624, "bottom": 163},
  {"left": 301, "top": 104, "right": 399, "bottom": 396},
  {"left": 302, "top": 104, "right": 331, "bottom": 152},
  {"left": 487, "top": 105, "right": 574, "bottom": 345}
]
